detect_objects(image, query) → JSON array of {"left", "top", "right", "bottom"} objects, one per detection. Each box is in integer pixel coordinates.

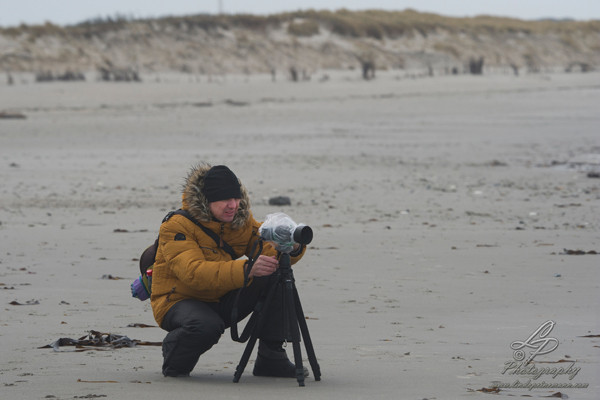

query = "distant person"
[{"left": 150, "top": 164, "right": 307, "bottom": 377}]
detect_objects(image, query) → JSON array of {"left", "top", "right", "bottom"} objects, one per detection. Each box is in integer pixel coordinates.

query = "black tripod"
[{"left": 232, "top": 251, "right": 321, "bottom": 386}]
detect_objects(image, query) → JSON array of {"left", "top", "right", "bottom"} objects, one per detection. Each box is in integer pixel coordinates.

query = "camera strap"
[
  {"left": 169, "top": 209, "right": 238, "bottom": 260},
  {"left": 230, "top": 238, "right": 263, "bottom": 343}
]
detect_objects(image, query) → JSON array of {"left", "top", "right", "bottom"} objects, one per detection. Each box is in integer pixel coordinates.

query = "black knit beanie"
[{"left": 202, "top": 165, "right": 242, "bottom": 202}]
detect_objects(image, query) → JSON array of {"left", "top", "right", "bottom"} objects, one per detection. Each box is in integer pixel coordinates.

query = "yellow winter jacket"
[{"left": 150, "top": 164, "right": 305, "bottom": 326}]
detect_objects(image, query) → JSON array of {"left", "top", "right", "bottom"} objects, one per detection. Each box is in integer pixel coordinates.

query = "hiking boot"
[{"left": 252, "top": 340, "right": 309, "bottom": 378}]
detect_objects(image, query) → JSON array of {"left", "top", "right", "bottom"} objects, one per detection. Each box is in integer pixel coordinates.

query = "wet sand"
[{"left": 1, "top": 71, "right": 599, "bottom": 399}]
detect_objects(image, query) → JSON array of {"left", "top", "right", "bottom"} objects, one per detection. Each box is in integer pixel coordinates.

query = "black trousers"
[{"left": 160, "top": 275, "right": 284, "bottom": 375}]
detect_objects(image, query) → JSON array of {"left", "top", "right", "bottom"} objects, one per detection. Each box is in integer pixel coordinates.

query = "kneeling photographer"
[{"left": 150, "top": 164, "right": 308, "bottom": 378}]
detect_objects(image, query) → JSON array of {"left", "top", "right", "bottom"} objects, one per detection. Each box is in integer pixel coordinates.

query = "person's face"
[{"left": 209, "top": 198, "right": 241, "bottom": 223}]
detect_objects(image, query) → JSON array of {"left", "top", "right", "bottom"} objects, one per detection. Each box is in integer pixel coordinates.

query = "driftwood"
[
  {"left": 469, "top": 57, "right": 484, "bottom": 75},
  {"left": 0, "top": 111, "right": 26, "bottom": 119},
  {"left": 98, "top": 66, "right": 141, "bottom": 82},
  {"left": 35, "top": 70, "right": 85, "bottom": 82},
  {"left": 289, "top": 66, "right": 298, "bottom": 82},
  {"left": 354, "top": 53, "right": 376, "bottom": 80},
  {"left": 288, "top": 66, "right": 311, "bottom": 82},
  {"left": 565, "top": 62, "right": 593, "bottom": 73},
  {"left": 361, "top": 60, "right": 375, "bottom": 80}
]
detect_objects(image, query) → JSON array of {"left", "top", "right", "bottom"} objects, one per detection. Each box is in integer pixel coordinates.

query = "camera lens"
[{"left": 293, "top": 225, "right": 313, "bottom": 245}]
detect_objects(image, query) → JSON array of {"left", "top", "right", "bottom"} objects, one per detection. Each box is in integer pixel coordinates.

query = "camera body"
[{"left": 259, "top": 213, "right": 312, "bottom": 253}]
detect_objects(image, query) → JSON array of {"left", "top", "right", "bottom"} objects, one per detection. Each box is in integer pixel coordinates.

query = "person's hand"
[{"left": 247, "top": 255, "right": 278, "bottom": 278}]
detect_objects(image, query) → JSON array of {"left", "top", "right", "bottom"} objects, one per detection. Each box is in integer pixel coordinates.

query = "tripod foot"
[{"left": 296, "top": 368, "right": 306, "bottom": 387}]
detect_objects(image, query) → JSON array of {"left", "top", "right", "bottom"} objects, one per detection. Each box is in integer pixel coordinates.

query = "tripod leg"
[
  {"left": 233, "top": 334, "right": 258, "bottom": 383},
  {"left": 283, "top": 278, "right": 306, "bottom": 386},
  {"left": 290, "top": 336, "right": 305, "bottom": 386},
  {"left": 293, "top": 287, "right": 322, "bottom": 381},
  {"left": 233, "top": 274, "right": 280, "bottom": 383}
]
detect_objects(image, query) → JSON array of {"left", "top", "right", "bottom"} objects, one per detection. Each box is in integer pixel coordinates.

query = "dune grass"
[{"left": 2, "top": 9, "right": 598, "bottom": 39}]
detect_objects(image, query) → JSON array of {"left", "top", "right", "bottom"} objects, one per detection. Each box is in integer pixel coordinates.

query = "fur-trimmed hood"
[{"left": 181, "top": 163, "right": 250, "bottom": 230}]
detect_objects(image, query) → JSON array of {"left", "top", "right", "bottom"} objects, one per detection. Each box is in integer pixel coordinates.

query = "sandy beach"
[{"left": 1, "top": 70, "right": 599, "bottom": 399}]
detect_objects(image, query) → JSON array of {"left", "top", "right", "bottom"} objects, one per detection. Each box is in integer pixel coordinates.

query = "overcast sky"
[{"left": 1, "top": 0, "right": 599, "bottom": 27}]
